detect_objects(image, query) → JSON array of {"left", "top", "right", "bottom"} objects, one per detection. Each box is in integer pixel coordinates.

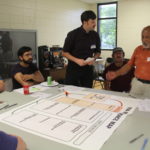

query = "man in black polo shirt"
[{"left": 62, "top": 10, "right": 101, "bottom": 88}]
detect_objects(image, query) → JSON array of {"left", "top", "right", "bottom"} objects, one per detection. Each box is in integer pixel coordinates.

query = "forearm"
[
  {"left": 62, "top": 51, "right": 86, "bottom": 66},
  {"left": 62, "top": 51, "right": 79, "bottom": 64},
  {"left": 32, "top": 71, "right": 44, "bottom": 82},
  {"left": 23, "top": 72, "right": 44, "bottom": 83},
  {"left": 14, "top": 73, "right": 31, "bottom": 86},
  {"left": 115, "top": 63, "right": 132, "bottom": 77}
]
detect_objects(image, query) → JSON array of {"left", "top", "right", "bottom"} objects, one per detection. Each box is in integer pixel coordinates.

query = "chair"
[
  {"left": 4, "top": 78, "right": 13, "bottom": 91},
  {"left": 93, "top": 59, "right": 105, "bottom": 89},
  {"left": 93, "top": 74, "right": 104, "bottom": 89},
  {"left": 105, "top": 57, "right": 113, "bottom": 67}
]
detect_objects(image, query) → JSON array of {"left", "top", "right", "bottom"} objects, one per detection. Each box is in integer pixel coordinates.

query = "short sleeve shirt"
[
  {"left": 103, "top": 61, "right": 135, "bottom": 92},
  {"left": 63, "top": 26, "right": 101, "bottom": 68},
  {"left": 11, "top": 63, "right": 38, "bottom": 89},
  {"left": 0, "top": 131, "right": 17, "bottom": 150},
  {"left": 128, "top": 45, "right": 150, "bottom": 80}
]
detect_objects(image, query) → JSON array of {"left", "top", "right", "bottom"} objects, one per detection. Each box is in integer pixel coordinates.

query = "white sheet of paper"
[
  {"left": 30, "top": 92, "right": 52, "bottom": 99},
  {"left": 138, "top": 99, "right": 150, "bottom": 112},
  {"left": 0, "top": 92, "right": 138, "bottom": 150},
  {"left": 85, "top": 57, "right": 95, "bottom": 62}
]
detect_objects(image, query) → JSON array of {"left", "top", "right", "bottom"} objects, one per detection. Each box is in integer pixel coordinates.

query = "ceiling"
[{"left": 80, "top": 0, "right": 118, "bottom": 3}]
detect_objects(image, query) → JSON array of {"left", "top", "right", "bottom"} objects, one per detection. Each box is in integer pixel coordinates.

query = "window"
[{"left": 97, "top": 2, "right": 117, "bottom": 50}]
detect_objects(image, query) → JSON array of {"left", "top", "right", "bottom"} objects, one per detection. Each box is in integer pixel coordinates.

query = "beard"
[
  {"left": 143, "top": 42, "right": 150, "bottom": 49},
  {"left": 22, "top": 59, "right": 33, "bottom": 64},
  {"left": 114, "top": 57, "right": 124, "bottom": 63}
]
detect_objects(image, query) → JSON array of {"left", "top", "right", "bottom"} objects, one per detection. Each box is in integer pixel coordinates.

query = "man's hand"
[
  {"left": 106, "top": 71, "right": 117, "bottom": 81},
  {"left": 85, "top": 57, "right": 95, "bottom": 65},
  {"left": 22, "top": 72, "right": 44, "bottom": 83},
  {"left": 22, "top": 74, "right": 34, "bottom": 81}
]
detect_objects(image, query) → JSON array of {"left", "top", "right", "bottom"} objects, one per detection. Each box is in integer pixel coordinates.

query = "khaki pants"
[{"left": 129, "top": 78, "right": 150, "bottom": 99}]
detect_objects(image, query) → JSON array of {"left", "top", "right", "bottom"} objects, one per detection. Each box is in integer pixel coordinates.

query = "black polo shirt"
[{"left": 63, "top": 26, "right": 101, "bottom": 68}]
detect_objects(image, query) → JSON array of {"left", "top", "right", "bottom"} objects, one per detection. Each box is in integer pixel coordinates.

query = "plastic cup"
[
  {"left": 47, "top": 76, "right": 52, "bottom": 85},
  {"left": 23, "top": 85, "right": 30, "bottom": 95}
]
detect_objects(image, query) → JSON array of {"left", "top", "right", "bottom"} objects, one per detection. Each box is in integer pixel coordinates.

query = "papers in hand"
[{"left": 85, "top": 57, "right": 95, "bottom": 62}]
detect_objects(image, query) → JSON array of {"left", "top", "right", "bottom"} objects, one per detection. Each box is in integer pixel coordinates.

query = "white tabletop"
[{"left": 0, "top": 86, "right": 149, "bottom": 150}]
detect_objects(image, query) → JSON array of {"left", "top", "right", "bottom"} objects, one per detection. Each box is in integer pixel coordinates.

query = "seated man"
[
  {"left": 0, "top": 131, "right": 26, "bottom": 150},
  {"left": 103, "top": 47, "right": 134, "bottom": 92},
  {"left": 11, "top": 46, "right": 44, "bottom": 89},
  {"left": 0, "top": 75, "right": 5, "bottom": 92}
]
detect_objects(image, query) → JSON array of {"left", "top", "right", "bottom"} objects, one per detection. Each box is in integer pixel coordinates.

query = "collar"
[
  {"left": 80, "top": 26, "right": 91, "bottom": 34},
  {"left": 141, "top": 45, "right": 150, "bottom": 51}
]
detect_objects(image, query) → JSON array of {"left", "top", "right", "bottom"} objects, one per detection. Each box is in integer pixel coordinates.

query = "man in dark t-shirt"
[
  {"left": 62, "top": 10, "right": 101, "bottom": 88},
  {"left": 103, "top": 47, "right": 134, "bottom": 92},
  {"left": 11, "top": 46, "right": 44, "bottom": 89}
]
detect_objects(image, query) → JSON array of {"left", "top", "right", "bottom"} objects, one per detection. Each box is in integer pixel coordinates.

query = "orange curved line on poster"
[{"left": 113, "top": 100, "right": 124, "bottom": 112}]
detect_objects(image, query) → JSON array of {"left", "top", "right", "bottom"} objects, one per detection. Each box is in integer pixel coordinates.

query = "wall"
[
  {"left": 91, "top": 0, "right": 150, "bottom": 60},
  {"left": 0, "top": 0, "right": 150, "bottom": 59},
  {"left": 0, "top": 0, "right": 90, "bottom": 47},
  {"left": 118, "top": 0, "right": 150, "bottom": 58}
]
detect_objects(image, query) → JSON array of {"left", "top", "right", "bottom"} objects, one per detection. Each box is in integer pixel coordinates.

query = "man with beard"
[
  {"left": 11, "top": 46, "right": 44, "bottom": 89},
  {"left": 62, "top": 10, "right": 101, "bottom": 88},
  {"left": 103, "top": 47, "right": 134, "bottom": 92},
  {"left": 106, "top": 26, "right": 150, "bottom": 98}
]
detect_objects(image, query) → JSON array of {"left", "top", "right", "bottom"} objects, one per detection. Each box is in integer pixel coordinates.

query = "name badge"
[
  {"left": 147, "top": 57, "right": 150, "bottom": 62},
  {"left": 90, "top": 44, "right": 96, "bottom": 49}
]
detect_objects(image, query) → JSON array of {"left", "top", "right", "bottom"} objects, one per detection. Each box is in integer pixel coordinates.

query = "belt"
[{"left": 137, "top": 78, "right": 150, "bottom": 84}]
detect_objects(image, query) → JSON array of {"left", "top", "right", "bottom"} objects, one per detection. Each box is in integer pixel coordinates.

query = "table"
[{"left": 0, "top": 87, "right": 149, "bottom": 150}]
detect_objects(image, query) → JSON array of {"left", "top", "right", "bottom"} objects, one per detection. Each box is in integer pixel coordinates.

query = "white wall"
[
  {"left": 0, "top": 0, "right": 150, "bottom": 59},
  {"left": 0, "top": 0, "right": 90, "bottom": 47},
  {"left": 91, "top": 0, "right": 150, "bottom": 60},
  {"left": 118, "top": 0, "right": 150, "bottom": 58}
]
